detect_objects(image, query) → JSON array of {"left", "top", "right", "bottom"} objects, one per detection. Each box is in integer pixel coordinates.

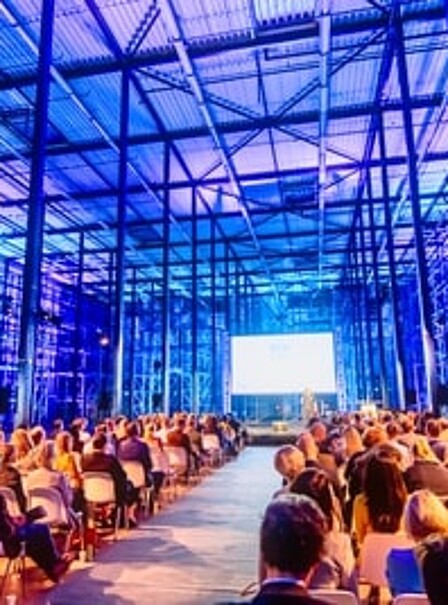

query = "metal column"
[
  {"left": 16, "top": 0, "right": 55, "bottom": 426},
  {"left": 112, "top": 69, "right": 130, "bottom": 417},
  {"left": 128, "top": 269, "right": 138, "bottom": 416},
  {"left": 366, "top": 171, "right": 388, "bottom": 406},
  {"left": 72, "top": 232, "right": 85, "bottom": 419},
  {"left": 359, "top": 208, "right": 375, "bottom": 398},
  {"left": 210, "top": 214, "right": 217, "bottom": 411},
  {"left": 378, "top": 108, "right": 406, "bottom": 409},
  {"left": 191, "top": 186, "right": 199, "bottom": 414},
  {"left": 393, "top": 8, "right": 437, "bottom": 411},
  {"left": 161, "top": 142, "right": 171, "bottom": 415}
]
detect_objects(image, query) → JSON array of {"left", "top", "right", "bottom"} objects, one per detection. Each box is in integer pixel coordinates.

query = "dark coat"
[
  {"left": 81, "top": 450, "right": 129, "bottom": 504},
  {"left": 117, "top": 437, "right": 153, "bottom": 484},
  {"left": 404, "top": 459, "right": 448, "bottom": 496},
  {"left": 249, "top": 582, "right": 331, "bottom": 605}
]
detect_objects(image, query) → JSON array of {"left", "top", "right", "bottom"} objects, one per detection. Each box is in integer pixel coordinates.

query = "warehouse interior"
[{"left": 0, "top": 0, "right": 447, "bottom": 427}]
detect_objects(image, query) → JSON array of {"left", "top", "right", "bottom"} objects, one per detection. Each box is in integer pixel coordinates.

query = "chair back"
[
  {"left": 0, "top": 487, "right": 22, "bottom": 517},
  {"left": 164, "top": 446, "right": 188, "bottom": 475},
  {"left": 149, "top": 447, "right": 169, "bottom": 473},
  {"left": 121, "top": 460, "right": 146, "bottom": 489},
  {"left": 201, "top": 433, "right": 221, "bottom": 452},
  {"left": 360, "top": 532, "right": 414, "bottom": 587},
  {"left": 309, "top": 589, "right": 359, "bottom": 605},
  {"left": 392, "top": 595, "right": 429, "bottom": 605},
  {"left": 27, "top": 486, "right": 70, "bottom": 526},
  {"left": 83, "top": 471, "right": 116, "bottom": 504}
]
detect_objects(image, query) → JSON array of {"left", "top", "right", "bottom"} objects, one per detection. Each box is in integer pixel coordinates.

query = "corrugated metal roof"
[{"left": 0, "top": 0, "right": 446, "bottom": 298}]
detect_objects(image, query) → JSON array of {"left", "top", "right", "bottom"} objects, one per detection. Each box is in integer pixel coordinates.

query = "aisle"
[{"left": 36, "top": 447, "right": 279, "bottom": 605}]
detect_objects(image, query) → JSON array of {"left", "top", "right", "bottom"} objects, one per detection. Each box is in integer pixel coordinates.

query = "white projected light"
[{"left": 231, "top": 333, "right": 336, "bottom": 395}]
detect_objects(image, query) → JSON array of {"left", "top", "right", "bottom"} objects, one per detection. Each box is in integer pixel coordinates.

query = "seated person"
[
  {"left": 387, "top": 490, "right": 448, "bottom": 597},
  {"left": 290, "top": 468, "right": 357, "bottom": 594},
  {"left": 117, "top": 420, "right": 153, "bottom": 487},
  {"left": 0, "top": 494, "right": 73, "bottom": 582},
  {"left": 81, "top": 432, "right": 138, "bottom": 524},
  {"left": 0, "top": 443, "right": 27, "bottom": 512},
  {"left": 253, "top": 493, "right": 332, "bottom": 604},
  {"left": 273, "top": 445, "right": 305, "bottom": 493},
  {"left": 419, "top": 534, "right": 448, "bottom": 605}
]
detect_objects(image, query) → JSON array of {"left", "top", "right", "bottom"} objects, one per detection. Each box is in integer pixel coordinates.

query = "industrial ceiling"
[{"left": 0, "top": 0, "right": 447, "bottom": 309}]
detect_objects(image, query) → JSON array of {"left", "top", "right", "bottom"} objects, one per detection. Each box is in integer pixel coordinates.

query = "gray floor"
[{"left": 35, "top": 447, "right": 278, "bottom": 605}]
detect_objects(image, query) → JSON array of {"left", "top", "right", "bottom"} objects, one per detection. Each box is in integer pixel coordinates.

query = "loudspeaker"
[{"left": 0, "top": 386, "right": 11, "bottom": 414}]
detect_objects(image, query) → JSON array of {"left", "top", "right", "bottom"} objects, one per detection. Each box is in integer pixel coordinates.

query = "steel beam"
[
  {"left": 0, "top": 4, "right": 442, "bottom": 89},
  {"left": 393, "top": 5, "right": 438, "bottom": 411},
  {"left": 16, "top": 0, "right": 55, "bottom": 426}
]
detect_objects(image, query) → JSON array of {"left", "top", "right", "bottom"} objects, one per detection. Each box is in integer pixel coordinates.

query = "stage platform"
[{"left": 245, "top": 421, "right": 303, "bottom": 446}]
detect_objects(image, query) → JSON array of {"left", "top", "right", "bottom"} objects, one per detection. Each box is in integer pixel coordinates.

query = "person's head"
[
  {"left": 92, "top": 432, "right": 107, "bottom": 451},
  {"left": 362, "top": 425, "right": 387, "bottom": 449},
  {"left": 363, "top": 451, "right": 407, "bottom": 533},
  {"left": 309, "top": 421, "right": 327, "bottom": 445},
  {"left": 54, "top": 431, "right": 73, "bottom": 454},
  {"left": 343, "top": 425, "right": 363, "bottom": 458},
  {"left": 35, "top": 442, "right": 54, "bottom": 469},
  {"left": 289, "top": 468, "right": 341, "bottom": 531},
  {"left": 386, "top": 421, "right": 402, "bottom": 440},
  {"left": 0, "top": 443, "right": 15, "bottom": 466},
  {"left": 273, "top": 445, "right": 305, "bottom": 483},
  {"left": 10, "top": 428, "right": 32, "bottom": 458},
  {"left": 426, "top": 419, "right": 440, "bottom": 439},
  {"left": 419, "top": 535, "right": 448, "bottom": 605},
  {"left": 30, "top": 425, "right": 46, "bottom": 447},
  {"left": 405, "top": 490, "right": 448, "bottom": 541},
  {"left": 125, "top": 421, "right": 140, "bottom": 439},
  {"left": 260, "top": 494, "right": 326, "bottom": 580},
  {"left": 412, "top": 436, "right": 439, "bottom": 462}
]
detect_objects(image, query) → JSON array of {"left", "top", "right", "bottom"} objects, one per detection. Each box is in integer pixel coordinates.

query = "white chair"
[
  {"left": 201, "top": 433, "right": 223, "bottom": 467},
  {"left": 0, "top": 486, "right": 23, "bottom": 517},
  {"left": 309, "top": 589, "right": 359, "bottom": 605},
  {"left": 359, "top": 532, "right": 414, "bottom": 588},
  {"left": 83, "top": 471, "right": 125, "bottom": 541},
  {"left": 26, "top": 486, "right": 75, "bottom": 553},
  {"left": 149, "top": 447, "right": 174, "bottom": 503},
  {"left": 393, "top": 595, "right": 430, "bottom": 605},
  {"left": 164, "top": 446, "right": 190, "bottom": 490},
  {"left": 121, "top": 460, "right": 153, "bottom": 516},
  {"left": 26, "top": 486, "right": 70, "bottom": 526}
]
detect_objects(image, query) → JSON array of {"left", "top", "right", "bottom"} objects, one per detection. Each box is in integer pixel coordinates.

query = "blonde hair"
[
  {"left": 273, "top": 445, "right": 305, "bottom": 482},
  {"left": 405, "top": 490, "right": 448, "bottom": 541},
  {"left": 413, "top": 436, "right": 439, "bottom": 462},
  {"left": 343, "top": 426, "right": 363, "bottom": 457}
]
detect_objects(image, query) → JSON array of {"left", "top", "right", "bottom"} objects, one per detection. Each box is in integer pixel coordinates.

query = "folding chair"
[
  {"left": 392, "top": 595, "right": 429, "bottom": 605},
  {"left": 309, "top": 589, "right": 359, "bottom": 605},
  {"left": 26, "top": 486, "right": 75, "bottom": 554},
  {"left": 83, "top": 471, "right": 126, "bottom": 543},
  {"left": 121, "top": 460, "right": 153, "bottom": 516}
]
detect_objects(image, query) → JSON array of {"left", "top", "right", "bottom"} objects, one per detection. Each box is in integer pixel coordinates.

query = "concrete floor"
[{"left": 29, "top": 446, "right": 279, "bottom": 605}]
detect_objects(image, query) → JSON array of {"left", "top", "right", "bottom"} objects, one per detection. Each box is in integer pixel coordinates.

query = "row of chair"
[{"left": 309, "top": 589, "right": 429, "bottom": 605}]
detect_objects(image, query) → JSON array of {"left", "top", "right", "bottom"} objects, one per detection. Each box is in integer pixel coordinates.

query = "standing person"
[{"left": 253, "top": 494, "right": 331, "bottom": 605}]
